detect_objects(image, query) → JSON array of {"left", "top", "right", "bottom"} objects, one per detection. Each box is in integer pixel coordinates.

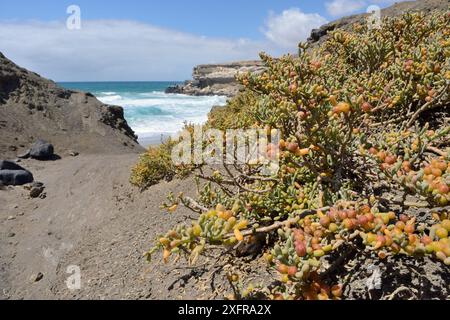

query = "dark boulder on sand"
[
  {"left": 0, "top": 160, "right": 34, "bottom": 185},
  {"left": 30, "top": 140, "right": 54, "bottom": 160},
  {"left": 0, "top": 169, "right": 33, "bottom": 186},
  {"left": 0, "top": 160, "right": 25, "bottom": 171}
]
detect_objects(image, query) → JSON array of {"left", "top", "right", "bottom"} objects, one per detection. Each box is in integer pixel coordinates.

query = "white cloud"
[
  {"left": 0, "top": 8, "right": 330, "bottom": 82},
  {"left": 325, "top": 0, "right": 366, "bottom": 17},
  {"left": 263, "top": 8, "right": 328, "bottom": 51},
  {"left": 370, "top": 0, "right": 409, "bottom": 4},
  {"left": 326, "top": 0, "right": 410, "bottom": 17},
  {"left": 0, "top": 20, "right": 267, "bottom": 81}
]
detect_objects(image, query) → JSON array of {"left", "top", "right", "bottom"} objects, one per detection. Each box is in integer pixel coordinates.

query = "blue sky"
[
  {"left": 0, "top": 0, "right": 330, "bottom": 39},
  {"left": 0, "top": 0, "right": 405, "bottom": 81}
]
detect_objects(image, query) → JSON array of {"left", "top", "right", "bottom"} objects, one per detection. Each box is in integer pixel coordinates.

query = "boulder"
[
  {"left": 30, "top": 140, "right": 54, "bottom": 160},
  {"left": 165, "top": 84, "right": 184, "bottom": 94},
  {"left": 308, "top": 26, "right": 332, "bottom": 42},
  {"left": 0, "top": 160, "right": 25, "bottom": 171},
  {"left": 0, "top": 169, "right": 33, "bottom": 185}
]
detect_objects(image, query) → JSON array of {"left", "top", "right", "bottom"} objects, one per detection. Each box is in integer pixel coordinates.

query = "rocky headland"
[{"left": 166, "top": 60, "right": 265, "bottom": 97}]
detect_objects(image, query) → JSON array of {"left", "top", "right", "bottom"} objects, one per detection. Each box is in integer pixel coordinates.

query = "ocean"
[{"left": 59, "top": 82, "right": 228, "bottom": 146}]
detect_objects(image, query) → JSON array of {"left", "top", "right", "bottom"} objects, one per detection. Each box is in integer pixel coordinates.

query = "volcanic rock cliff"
[
  {"left": 0, "top": 52, "right": 143, "bottom": 159},
  {"left": 167, "top": 0, "right": 449, "bottom": 98}
]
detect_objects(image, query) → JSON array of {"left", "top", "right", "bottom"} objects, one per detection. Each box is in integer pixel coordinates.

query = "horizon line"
[{"left": 57, "top": 80, "right": 185, "bottom": 83}]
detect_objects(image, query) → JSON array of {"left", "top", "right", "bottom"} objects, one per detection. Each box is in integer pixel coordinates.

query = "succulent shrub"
[{"left": 142, "top": 11, "right": 450, "bottom": 300}]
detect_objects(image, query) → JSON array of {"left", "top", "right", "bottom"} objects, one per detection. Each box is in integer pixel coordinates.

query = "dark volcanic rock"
[
  {"left": 165, "top": 84, "right": 184, "bottom": 94},
  {"left": 0, "top": 169, "right": 33, "bottom": 186},
  {"left": 308, "top": 24, "right": 337, "bottom": 42},
  {"left": 0, "top": 160, "right": 34, "bottom": 185},
  {"left": 0, "top": 160, "right": 25, "bottom": 171},
  {"left": 30, "top": 140, "right": 54, "bottom": 160}
]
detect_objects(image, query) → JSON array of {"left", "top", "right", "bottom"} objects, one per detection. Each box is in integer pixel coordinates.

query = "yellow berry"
[
  {"left": 442, "top": 220, "right": 450, "bottom": 232},
  {"left": 436, "top": 227, "right": 448, "bottom": 239},
  {"left": 192, "top": 224, "right": 202, "bottom": 237},
  {"left": 234, "top": 228, "right": 244, "bottom": 242}
]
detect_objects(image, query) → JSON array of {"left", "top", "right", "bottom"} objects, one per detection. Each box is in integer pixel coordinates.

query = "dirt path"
[{"left": 0, "top": 153, "right": 220, "bottom": 300}]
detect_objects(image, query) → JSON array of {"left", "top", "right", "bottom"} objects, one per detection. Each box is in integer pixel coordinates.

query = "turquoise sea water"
[{"left": 59, "top": 82, "right": 227, "bottom": 145}]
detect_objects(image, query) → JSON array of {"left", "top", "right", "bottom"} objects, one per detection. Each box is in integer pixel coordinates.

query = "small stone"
[
  {"left": 32, "top": 181, "right": 44, "bottom": 188},
  {"left": 31, "top": 272, "right": 44, "bottom": 282},
  {"left": 30, "top": 186, "right": 45, "bottom": 198},
  {"left": 7, "top": 216, "right": 15, "bottom": 221},
  {"left": 69, "top": 151, "right": 79, "bottom": 157},
  {"left": 18, "top": 212, "right": 25, "bottom": 216},
  {"left": 8, "top": 232, "right": 15, "bottom": 238}
]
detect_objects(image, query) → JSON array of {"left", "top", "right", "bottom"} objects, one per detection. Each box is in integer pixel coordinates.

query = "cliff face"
[
  {"left": 0, "top": 52, "right": 143, "bottom": 159},
  {"left": 166, "top": 60, "right": 265, "bottom": 97},
  {"left": 167, "top": 0, "right": 449, "bottom": 98}
]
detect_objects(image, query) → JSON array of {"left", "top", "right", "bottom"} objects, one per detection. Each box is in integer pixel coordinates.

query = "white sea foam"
[
  {"left": 96, "top": 91, "right": 227, "bottom": 140},
  {"left": 98, "top": 95, "right": 123, "bottom": 104}
]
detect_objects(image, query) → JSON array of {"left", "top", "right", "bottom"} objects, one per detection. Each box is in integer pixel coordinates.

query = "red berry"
[
  {"left": 385, "top": 155, "right": 397, "bottom": 165},
  {"left": 362, "top": 102, "right": 372, "bottom": 113},
  {"left": 288, "top": 266, "right": 298, "bottom": 276},
  {"left": 320, "top": 216, "right": 331, "bottom": 228},
  {"left": 296, "top": 243, "right": 307, "bottom": 257},
  {"left": 358, "top": 215, "right": 369, "bottom": 226}
]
